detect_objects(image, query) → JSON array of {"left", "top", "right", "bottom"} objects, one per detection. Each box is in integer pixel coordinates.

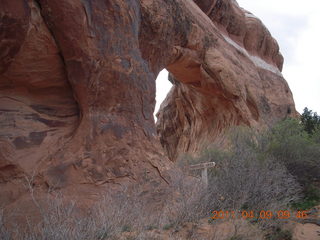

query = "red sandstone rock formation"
[
  {"left": 0, "top": 0, "right": 296, "bottom": 209},
  {"left": 156, "top": 0, "right": 297, "bottom": 160}
]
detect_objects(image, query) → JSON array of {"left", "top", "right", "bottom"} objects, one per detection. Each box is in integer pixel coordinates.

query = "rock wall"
[{"left": 0, "top": 0, "right": 296, "bottom": 208}]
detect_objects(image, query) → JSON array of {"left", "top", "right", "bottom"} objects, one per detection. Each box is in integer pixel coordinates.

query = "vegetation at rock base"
[
  {"left": 179, "top": 107, "right": 320, "bottom": 238},
  {"left": 1, "top": 108, "right": 320, "bottom": 239},
  {"left": 268, "top": 110, "right": 320, "bottom": 210}
]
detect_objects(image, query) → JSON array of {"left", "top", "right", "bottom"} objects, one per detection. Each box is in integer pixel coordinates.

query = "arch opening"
[{"left": 154, "top": 69, "right": 172, "bottom": 122}]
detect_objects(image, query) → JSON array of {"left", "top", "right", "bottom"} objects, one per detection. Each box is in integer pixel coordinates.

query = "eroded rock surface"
[
  {"left": 0, "top": 0, "right": 296, "bottom": 209},
  {"left": 156, "top": 0, "right": 296, "bottom": 160}
]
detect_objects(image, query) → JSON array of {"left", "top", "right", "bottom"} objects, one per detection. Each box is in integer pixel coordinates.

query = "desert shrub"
[
  {"left": 311, "top": 126, "right": 320, "bottom": 143},
  {"left": 2, "top": 173, "right": 217, "bottom": 240},
  {"left": 3, "top": 187, "right": 162, "bottom": 240},
  {"left": 3, "top": 181, "right": 211, "bottom": 240},
  {"left": 0, "top": 209, "right": 11, "bottom": 240},
  {"left": 205, "top": 128, "right": 301, "bottom": 213},
  {"left": 160, "top": 171, "right": 209, "bottom": 229},
  {"left": 91, "top": 189, "right": 154, "bottom": 237},
  {"left": 266, "top": 118, "right": 320, "bottom": 186},
  {"left": 182, "top": 127, "right": 301, "bottom": 232},
  {"left": 229, "top": 236, "right": 244, "bottom": 240},
  {"left": 291, "top": 184, "right": 320, "bottom": 210},
  {"left": 16, "top": 196, "right": 100, "bottom": 240},
  {"left": 265, "top": 227, "right": 292, "bottom": 240}
]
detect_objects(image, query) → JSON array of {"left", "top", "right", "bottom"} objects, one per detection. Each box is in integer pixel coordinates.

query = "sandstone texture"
[
  {"left": 156, "top": 0, "right": 297, "bottom": 160},
  {"left": 0, "top": 0, "right": 296, "bottom": 209}
]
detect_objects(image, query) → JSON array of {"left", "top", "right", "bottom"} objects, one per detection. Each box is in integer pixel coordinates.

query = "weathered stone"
[
  {"left": 0, "top": 0, "right": 296, "bottom": 210},
  {"left": 156, "top": 0, "right": 296, "bottom": 160}
]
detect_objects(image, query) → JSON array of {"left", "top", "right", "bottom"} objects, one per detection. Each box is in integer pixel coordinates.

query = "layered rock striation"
[
  {"left": 156, "top": 0, "right": 296, "bottom": 160},
  {"left": 0, "top": 0, "right": 296, "bottom": 208}
]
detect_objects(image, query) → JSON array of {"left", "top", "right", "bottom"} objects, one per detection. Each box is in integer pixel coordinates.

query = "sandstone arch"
[{"left": 0, "top": 0, "right": 296, "bottom": 208}]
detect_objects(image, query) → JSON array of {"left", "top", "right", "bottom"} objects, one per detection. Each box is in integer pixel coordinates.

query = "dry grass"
[
  {"left": 0, "top": 173, "right": 210, "bottom": 240},
  {"left": 178, "top": 127, "right": 302, "bottom": 233},
  {"left": 0, "top": 127, "right": 304, "bottom": 239},
  {"left": 0, "top": 209, "right": 11, "bottom": 240}
]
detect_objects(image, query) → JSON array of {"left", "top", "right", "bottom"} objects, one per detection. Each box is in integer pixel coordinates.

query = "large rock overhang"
[{"left": 0, "top": 0, "right": 296, "bottom": 208}]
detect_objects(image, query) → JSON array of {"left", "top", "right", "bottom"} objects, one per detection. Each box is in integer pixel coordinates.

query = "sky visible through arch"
[{"left": 155, "top": 0, "right": 320, "bottom": 119}]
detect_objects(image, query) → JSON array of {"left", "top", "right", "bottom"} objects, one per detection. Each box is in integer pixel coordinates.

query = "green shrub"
[
  {"left": 292, "top": 184, "right": 320, "bottom": 210},
  {"left": 265, "top": 227, "right": 292, "bottom": 240},
  {"left": 162, "top": 223, "right": 174, "bottom": 230},
  {"left": 266, "top": 118, "right": 320, "bottom": 190},
  {"left": 186, "top": 127, "right": 301, "bottom": 218},
  {"left": 145, "top": 225, "right": 157, "bottom": 231},
  {"left": 221, "top": 131, "right": 298, "bottom": 211},
  {"left": 121, "top": 224, "right": 132, "bottom": 232},
  {"left": 311, "top": 126, "right": 320, "bottom": 144},
  {"left": 229, "top": 235, "right": 244, "bottom": 240}
]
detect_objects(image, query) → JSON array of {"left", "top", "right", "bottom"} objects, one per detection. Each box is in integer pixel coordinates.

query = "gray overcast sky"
[
  {"left": 155, "top": 0, "right": 320, "bottom": 116},
  {"left": 237, "top": 0, "right": 320, "bottom": 114}
]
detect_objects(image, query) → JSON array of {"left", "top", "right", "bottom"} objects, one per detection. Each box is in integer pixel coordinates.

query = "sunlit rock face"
[{"left": 0, "top": 0, "right": 296, "bottom": 209}]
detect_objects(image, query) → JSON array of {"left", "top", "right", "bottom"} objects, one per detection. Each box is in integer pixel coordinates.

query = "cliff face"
[{"left": 0, "top": 0, "right": 296, "bottom": 208}]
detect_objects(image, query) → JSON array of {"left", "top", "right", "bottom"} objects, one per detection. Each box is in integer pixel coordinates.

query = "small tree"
[
  {"left": 301, "top": 107, "right": 320, "bottom": 135},
  {"left": 267, "top": 118, "right": 320, "bottom": 186}
]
